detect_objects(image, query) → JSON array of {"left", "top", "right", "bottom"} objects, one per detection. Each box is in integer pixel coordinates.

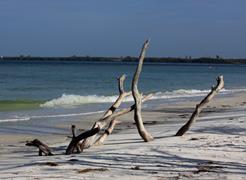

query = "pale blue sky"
[{"left": 0, "top": 0, "right": 245, "bottom": 58}]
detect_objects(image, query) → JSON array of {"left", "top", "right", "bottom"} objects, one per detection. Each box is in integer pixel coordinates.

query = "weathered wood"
[
  {"left": 80, "top": 93, "right": 153, "bottom": 150},
  {"left": 71, "top": 125, "right": 80, "bottom": 153},
  {"left": 102, "top": 74, "right": 131, "bottom": 118},
  {"left": 175, "top": 75, "right": 224, "bottom": 136},
  {"left": 109, "top": 94, "right": 153, "bottom": 119},
  {"left": 93, "top": 119, "right": 119, "bottom": 146},
  {"left": 131, "top": 39, "right": 154, "bottom": 142},
  {"left": 80, "top": 75, "right": 131, "bottom": 149},
  {"left": 26, "top": 139, "right": 53, "bottom": 156},
  {"left": 93, "top": 93, "right": 153, "bottom": 146},
  {"left": 66, "top": 127, "right": 100, "bottom": 155}
]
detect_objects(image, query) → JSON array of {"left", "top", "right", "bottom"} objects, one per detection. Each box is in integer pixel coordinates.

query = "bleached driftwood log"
[
  {"left": 131, "top": 39, "right": 154, "bottom": 142},
  {"left": 26, "top": 139, "right": 53, "bottom": 156},
  {"left": 175, "top": 75, "right": 224, "bottom": 136},
  {"left": 93, "top": 119, "right": 119, "bottom": 146},
  {"left": 80, "top": 75, "right": 131, "bottom": 149}
]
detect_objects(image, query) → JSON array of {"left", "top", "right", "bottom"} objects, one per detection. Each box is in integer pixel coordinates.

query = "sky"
[{"left": 0, "top": 0, "right": 246, "bottom": 58}]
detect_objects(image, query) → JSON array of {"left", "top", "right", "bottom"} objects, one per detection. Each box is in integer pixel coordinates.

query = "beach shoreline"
[{"left": 0, "top": 91, "right": 245, "bottom": 179}]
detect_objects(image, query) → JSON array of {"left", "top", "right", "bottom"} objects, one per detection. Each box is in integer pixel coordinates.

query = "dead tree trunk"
[
  {"left": 26, "top": 139, "right": 53, "bottom": 156},
  {"left": 80, "top": 75, "right": 131, "bottom": 150},
  {"left": 131, "top": 39, "right": 153, "bottom": 142},
  {"left": 175, "top": 75, "right": 224, "bottom": 136}
]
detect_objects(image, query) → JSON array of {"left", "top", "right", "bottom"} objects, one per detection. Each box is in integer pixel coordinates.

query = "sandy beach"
[
  {"left": 1, "top": 0, "right": 246, "bottom": 179},
  {"left": 0, "top": 92, "right": 245, "bottom": 180}
]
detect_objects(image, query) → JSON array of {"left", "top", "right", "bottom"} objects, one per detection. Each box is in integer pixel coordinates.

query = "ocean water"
[{"left": 0, "top": 60, "right": 246, "bottom": 134}]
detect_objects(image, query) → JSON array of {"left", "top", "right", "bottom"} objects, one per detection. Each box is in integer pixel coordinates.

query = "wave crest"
[
  {"left": 40, "top": 88, "right": 237, "bottom": 108},
  {"left": 40, "top": 94, "right": 134, "bottom": 108}
]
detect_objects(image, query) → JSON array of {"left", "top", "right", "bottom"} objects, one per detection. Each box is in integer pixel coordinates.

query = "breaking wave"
[
  {"left": 40, "top": 88, "right": 245, "bottom": 108},
  {"left": 40, "top": 94, "right": 133, "bottom": 108}
]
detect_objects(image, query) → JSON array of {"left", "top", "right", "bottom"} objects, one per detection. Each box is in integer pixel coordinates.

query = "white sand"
[{"left": 0, "top": 93, "right": 246, "bottom": 180}]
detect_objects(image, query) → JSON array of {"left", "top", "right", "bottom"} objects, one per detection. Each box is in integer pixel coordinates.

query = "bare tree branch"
[
  {"left": 66, "top": 127, "right": 100, "bottom": 155},
  {"left": 71, "top": 125, "right": 80, "bottom": 153},
  {"left": 131, "top": 39, "right": 154, "bottom": 142},
  {"left": 175, "top": 75, "right": 224, "bottom": 136},
  {"left": 93, "top": 93, "right": 153, "bottom": 146},
  {"left": 102, "top": 74, "right": 131, "bottom": 118},
  {"left": 80, "top": 75, "right": 131, "bottom": 150},
  {"left": 93, "top": 119, "right": 120, "bottom": 146},
  {"left": 26, "top": 139, "right": 53, "bottom": 156}
]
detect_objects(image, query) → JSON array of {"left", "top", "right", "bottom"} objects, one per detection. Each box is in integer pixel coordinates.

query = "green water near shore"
[{"left": 0, "top": 100, "right": 43, "bottom": 111}]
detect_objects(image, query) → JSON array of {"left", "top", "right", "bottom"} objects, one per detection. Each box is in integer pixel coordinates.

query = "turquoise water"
[
  {"left": 0, "top": 60, "right": 246, "bottom": 132},
  {"left": 1, "top": 60, "right": 246, "bottom": 100}
]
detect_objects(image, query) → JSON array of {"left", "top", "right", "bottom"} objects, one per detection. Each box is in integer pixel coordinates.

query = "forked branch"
[
  {"left": 93, "top": 93, "right": 153, "bottom": 145},
  {"left": 80, "top": 75, "right": 131, "bottom": 150},
  {"left": 131, "top": 39, "right": 153, "bottom": 142}
]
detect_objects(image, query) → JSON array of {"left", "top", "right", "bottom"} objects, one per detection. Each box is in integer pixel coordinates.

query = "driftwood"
[
  {"left": 103, "top": 74, "right": 131, "bottom": 118},
  {"left": 66, "top": 127, "right": 100, "bottom": 155},
  {"left": 26, "top": 139, "right": 53, "bottom": 156},
  {"left": 93, "top": 119, "right": 119, "bottom": 146},
  {"left": 80, "top": 40, "right": 154, "bottom": 149},
  {"left": 80, "top": 75, "right": 131, "bottom": 150},
  {"left": 131, "top": 39, "right": 153, "bottom": 142},
  {"left": 80, "top": 92, "right": 153, "bottom": 150},
  {"left": 71, "top": 125, "right": 81, "bottom": 153},
  {"left": 93, "top": 93, "right": 153, "bottom": 146},
  {"left": 108, "top": 94, "right": 153, "bottom": 119},
  {"left": 175, "top": 75, "right": 224, "bottom": 136},
  {"left": 25, "top": 41, "right": 226, "bottom": 157},
  {"left": 25, "top": 40, "right": 154, "bottom": 155}
]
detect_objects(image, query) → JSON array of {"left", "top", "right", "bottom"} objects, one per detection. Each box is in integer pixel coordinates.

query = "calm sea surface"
[
  {"left": 0, "top": 60, "right": 245, "bottom": 133},
  {"left": 1, "top": 60, "right": 246, "bottom": 100}
]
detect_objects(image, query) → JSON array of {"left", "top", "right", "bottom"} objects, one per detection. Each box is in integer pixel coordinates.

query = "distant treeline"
[{"left": 1, "top": 56, "right": 246, "bottom": 64}]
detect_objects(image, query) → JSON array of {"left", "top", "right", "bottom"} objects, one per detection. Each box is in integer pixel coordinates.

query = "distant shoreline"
[{"left": 1, "top": 56, "right": 246, "bottom": 64}]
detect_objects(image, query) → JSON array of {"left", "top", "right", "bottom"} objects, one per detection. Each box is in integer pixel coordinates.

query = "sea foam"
[
  {"left": 40, "top": 88, "right": 243, "bottom": 108},
  {"left": 40, "top": 94, "right": 133, "bottom": 108}
]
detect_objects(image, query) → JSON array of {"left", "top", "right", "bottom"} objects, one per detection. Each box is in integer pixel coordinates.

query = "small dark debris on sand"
[
  {"left": 41, "top": 162, "right": 59, "bottom": 166},
  {"left": 240, "top": 102, "right": 246, "bottom": 105},
  {"left": 133, "top": 121, "right": 157, "bottom": 125},
  {"left": 179, "top": 114, "right": 189, "bottom": 118},
  {"left": 77, "top": 168, "right": 108, "bottom": 174},
  {"left": 221, "top": 105, "right": 231, "bottom": 108},
  {"left": 194, "top": 161, "right": 223, "bottom": 174},
  {"left": 69, "top": 159, "right": 79, "bottom": 162},
  {"left": 131, "top": 166, "right": 140, "bottom": 170},
  {"left": 189, "top": 137, "right": 207, "bottom": 141}
]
